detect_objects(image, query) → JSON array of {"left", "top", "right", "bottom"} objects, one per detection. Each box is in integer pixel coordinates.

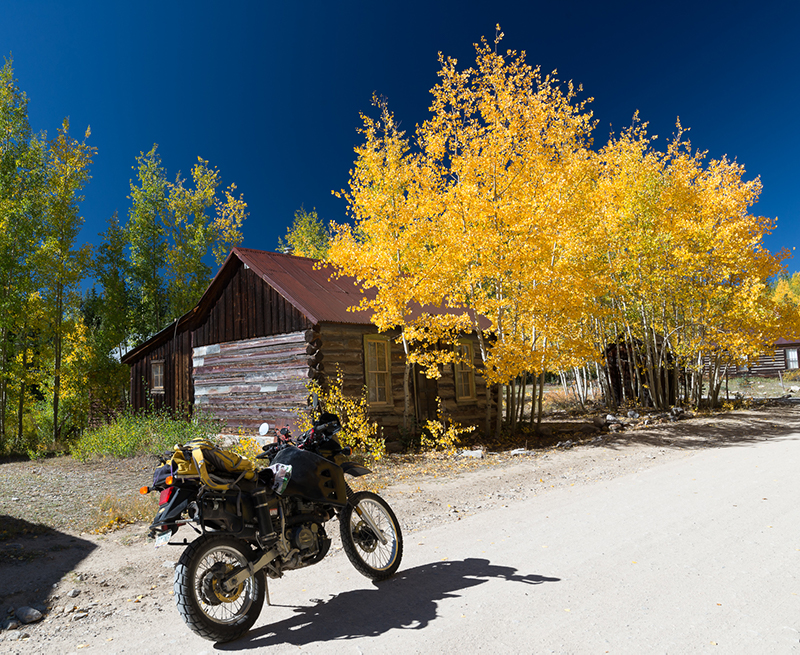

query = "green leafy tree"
[
  {"left": 165, "top": 156, "right": 247, "bottom": 317},
  {"left": 278, "top": 206, "right": 330, "bottom": 258},
  {"left": 127, "top": 146, "right": 170, "bottom": 342},
  {"left": 0, "top": 57, "right": 47, "bottom": 448},
  {"left": 127, "top": 145, "right": 247, "bottom": 341},
  {"left": 82, "top": 212, "right": 131, "bottom": 422},
  {"left": 37, "top": 118, "right": 95, "bottom": 443}
]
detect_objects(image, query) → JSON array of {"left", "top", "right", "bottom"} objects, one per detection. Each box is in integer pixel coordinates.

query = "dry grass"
[{"left": 91, "top": 492, "right": 159, "bottom": 534}]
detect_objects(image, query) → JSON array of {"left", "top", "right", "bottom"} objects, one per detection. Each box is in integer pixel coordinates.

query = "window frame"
[
  {"left": 363, "top": 334, "right": 393, "bottom": 406},
  {"left": 151, "top": 359, "right": 165, "bottom": 394},
  {"left": 453, "top": 339, "right": 477, "bottom": 402},
  {"left": 786, "top": 348, "right": 799, "bottom": 370}
]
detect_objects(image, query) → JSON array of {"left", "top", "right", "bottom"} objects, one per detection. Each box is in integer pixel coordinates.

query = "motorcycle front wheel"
[
  {"left": 174, "top": 534, "right": 265, "bottom": 643},
  {"left": 340, "top": 491, "right": 403, "bottom": 581}
]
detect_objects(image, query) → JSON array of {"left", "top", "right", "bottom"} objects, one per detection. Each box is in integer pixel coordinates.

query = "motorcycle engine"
[
  {"left": 291, "top": 524, "right": 320, "bottom": 554},
  {"left": 277, "top": 499, "right": 332, "bottom": 570}
]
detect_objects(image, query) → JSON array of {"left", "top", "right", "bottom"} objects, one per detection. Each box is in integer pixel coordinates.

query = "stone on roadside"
[
  {"left": 15, "top": 607, "right": 42, "bottom": 624},
  {"left": 459, "top": 449, "right": 485, "bottom": 458},
  {"left": 66, "top": 589, "right": 80, "bottom": 598}
]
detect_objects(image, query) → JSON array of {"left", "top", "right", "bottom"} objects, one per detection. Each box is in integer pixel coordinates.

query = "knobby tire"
[
  {"left": 173, "top": 534, "right": 265, "bottom": 643},
  {"left": 340, "top": 491, "right": 403, "bottom": 581}
]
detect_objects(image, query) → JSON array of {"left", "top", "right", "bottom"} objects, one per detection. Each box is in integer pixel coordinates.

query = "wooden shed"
[
  {"left": 714, "top": 338, "right": 800, "bottom": 377},
  {"left": 121, "top": 248, "right": 495, "bottom": 437}
]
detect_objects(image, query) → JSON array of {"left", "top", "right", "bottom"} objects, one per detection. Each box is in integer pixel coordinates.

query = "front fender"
[{"left": 341, "top": 462, "right": 372, "bottom": 477}]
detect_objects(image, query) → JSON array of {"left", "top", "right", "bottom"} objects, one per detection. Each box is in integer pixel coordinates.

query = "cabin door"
[{"left": 414, "top": 364, "right": 439, "bottom": 423}]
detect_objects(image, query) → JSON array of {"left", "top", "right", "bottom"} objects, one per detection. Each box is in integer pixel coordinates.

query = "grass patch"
[
  {"left": 91, "top": 492, "right": 159, "bottom": 534},
  {"left": 72, "top": 409, "right": 222, "bottom": 461}
]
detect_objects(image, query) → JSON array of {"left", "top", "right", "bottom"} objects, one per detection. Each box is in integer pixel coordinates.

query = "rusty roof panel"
[{"left": 233, "top": 248, "right": 374, "bottom": 325}]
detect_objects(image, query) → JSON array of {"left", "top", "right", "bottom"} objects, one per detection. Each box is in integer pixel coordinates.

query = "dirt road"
[{"left": 2, "top": 403, "right": 799, "bottom": 653}]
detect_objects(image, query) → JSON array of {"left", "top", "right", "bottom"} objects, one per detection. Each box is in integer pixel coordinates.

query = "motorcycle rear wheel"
[
  {"left": 174, "top": 534, "right": 265, "bottom": 643},
  {"left": 340, "top": 491, "right": 403, "bottom": 581}
]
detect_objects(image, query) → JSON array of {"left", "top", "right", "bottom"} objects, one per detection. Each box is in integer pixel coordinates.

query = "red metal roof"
[
  {"left": 233, "top": 247, "right": 375, "bottom": 325},
  {"left": 122, "top": 248, "right": 487, "bottom": 364}
]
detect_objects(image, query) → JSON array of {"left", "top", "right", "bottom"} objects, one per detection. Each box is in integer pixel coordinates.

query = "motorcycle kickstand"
[{"left": 265, "top": 576, "right": 271, "bottom": 606}]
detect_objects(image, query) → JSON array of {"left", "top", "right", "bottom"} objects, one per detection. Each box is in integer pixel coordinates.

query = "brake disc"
[{"left": 200, "top": 561, "right": 243, "bottom": 605}]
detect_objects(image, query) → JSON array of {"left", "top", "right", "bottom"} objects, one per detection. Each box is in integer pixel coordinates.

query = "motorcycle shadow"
[{"left": 218, "top": 557, "right": 560, "bottom": 649}]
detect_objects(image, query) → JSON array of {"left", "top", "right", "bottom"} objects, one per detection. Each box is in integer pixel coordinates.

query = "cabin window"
[
  {"left": 151, "top": 360, "right": 165, "bottom": 393},
  {"left": 787, "top": 349, "right": 799, "bottom": 370},
  {"left": 454, "top": 340, "right": 476, "bottom": 401},
  {"left": 364, "top": 335, "right": 392, "bottom": 405}
]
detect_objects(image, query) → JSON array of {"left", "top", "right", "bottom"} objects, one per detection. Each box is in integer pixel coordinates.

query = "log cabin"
[{"left": 121, "top": 248, "right": 495, "bottom": 437}]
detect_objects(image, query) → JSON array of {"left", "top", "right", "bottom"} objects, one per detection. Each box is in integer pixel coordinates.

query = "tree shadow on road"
[
  {"left": 599, "top": 403, "right": 800, "bottom": 452},
  {"left": 217, "top": 558, "right": 559, "bottom": 649},
  {"left": 0, "top": 516, "right": 96, "bottom": 606}
]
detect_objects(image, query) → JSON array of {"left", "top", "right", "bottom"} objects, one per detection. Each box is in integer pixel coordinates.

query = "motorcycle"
[{"left": 141, "top": 411, "right": 403, "bottom": 643}]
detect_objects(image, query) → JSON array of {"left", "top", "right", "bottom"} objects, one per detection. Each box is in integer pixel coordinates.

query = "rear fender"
[{"left": 149, "top": 486, "right": 196, "bottom": 533}]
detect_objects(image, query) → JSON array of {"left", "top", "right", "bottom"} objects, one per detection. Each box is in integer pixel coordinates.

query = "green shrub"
[{"left": 71, "top": 408, "right": 222, "bottom": 461}]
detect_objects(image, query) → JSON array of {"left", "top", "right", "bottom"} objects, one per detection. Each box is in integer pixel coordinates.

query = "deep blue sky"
[{"left": 3, "top": 0, "right": 799, "bottom": 276}]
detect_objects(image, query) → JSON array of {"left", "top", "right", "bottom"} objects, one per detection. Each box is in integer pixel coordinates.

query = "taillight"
[{"left": 159, "top": 487, "right": 176, "bottom": 505}]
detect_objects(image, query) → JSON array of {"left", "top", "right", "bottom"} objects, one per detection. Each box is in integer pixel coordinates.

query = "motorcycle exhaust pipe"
[{"left": 251, "top": 488, "right": 276, "bottom": 540}]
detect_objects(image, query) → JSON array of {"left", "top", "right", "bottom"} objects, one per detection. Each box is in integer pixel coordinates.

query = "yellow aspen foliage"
[{"left": 330, "top": 29, "right": 795, "bottom": 412}]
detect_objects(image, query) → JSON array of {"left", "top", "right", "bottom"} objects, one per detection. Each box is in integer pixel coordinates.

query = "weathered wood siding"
[
  {"left": 193, "top": 263, "right": 312, "bottom": 347},
  {"left": 319, "top": 322, "right": 406, "bottom": 435},
  {"left": 709, "top": 346, "right": 799, "bottom": 377},
  {"left": 193, "top": 332, "right": 310, "bottom": 431},
  {"left": 129, "top": 329, "right": 193, "bottom": 412}
]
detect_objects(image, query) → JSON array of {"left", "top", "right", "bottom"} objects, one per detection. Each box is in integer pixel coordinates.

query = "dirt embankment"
[{"left": 1, "top": 401, "right": 798, "bottom": 652}]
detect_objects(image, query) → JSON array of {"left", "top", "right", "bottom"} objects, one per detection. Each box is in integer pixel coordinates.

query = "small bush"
[
  {"left": 784, "top": 369, "right": 800, "bottom": 382},
  {"left": 72, "top": 408, "right": 222, "bottom": 461},
  {"left": 302, "top": 367, "right": 385, "bottom": 461},
  {"left": 227, "top": 432, "right": 264, "bottom": 462},
  {"left": 420, "top": 400, "right": 475, "bottom": 453}
]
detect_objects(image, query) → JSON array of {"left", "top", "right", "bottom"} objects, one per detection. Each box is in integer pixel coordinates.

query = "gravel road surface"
[{"left": 3, "top": 407, "right": 799, "bottom": 654}]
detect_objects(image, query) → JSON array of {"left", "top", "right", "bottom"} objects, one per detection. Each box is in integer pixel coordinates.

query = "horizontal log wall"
[
  {"left": 320, "top": 323, "right": 494, "bottom": 438},
  {"left": 709, "top": 347, "right": 799, "bottom": 377},
  {"left": 319, "top": 322, "right": 406, "bottom": 435},
  {"left": 193, "top": 332, "right": 310, "bottom": 431}
]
